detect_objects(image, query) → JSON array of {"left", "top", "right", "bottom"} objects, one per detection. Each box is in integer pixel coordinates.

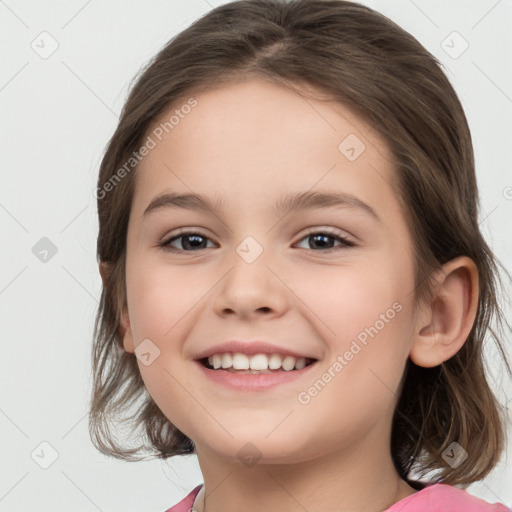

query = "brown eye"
[
  {"left": 159, "top": 228, "right": 355, "bottom": 254},
  {"left": 160, "top": 231, "right": 215, "bottom": 252},
  {"left": 295, "top": 230, "right": 355, "bottom": 253}
]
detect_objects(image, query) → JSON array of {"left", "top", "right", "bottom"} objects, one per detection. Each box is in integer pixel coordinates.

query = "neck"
[{"left": 193, "top": 429, "right": 417, "bottom": 512}]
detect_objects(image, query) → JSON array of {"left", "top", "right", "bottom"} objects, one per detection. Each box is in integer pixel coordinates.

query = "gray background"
[{"left": 1, "top": 0, "right": 511, "bottom": 510}]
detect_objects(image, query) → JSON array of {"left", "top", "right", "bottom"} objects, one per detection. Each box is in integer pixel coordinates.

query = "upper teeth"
[{"left": 207, "top": 353, "right": 308, "bottom": 371}]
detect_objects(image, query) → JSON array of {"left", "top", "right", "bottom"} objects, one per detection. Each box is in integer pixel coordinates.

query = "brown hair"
[{"left": 90, "top": 0, "right": 511, "bottom": 486}]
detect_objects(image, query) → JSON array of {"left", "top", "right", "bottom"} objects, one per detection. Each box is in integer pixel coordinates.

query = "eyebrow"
[{"left": 142, "top": 190, "right": 381, "bottom": 223}]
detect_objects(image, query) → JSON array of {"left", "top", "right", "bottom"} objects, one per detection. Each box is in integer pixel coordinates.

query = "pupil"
[
  {"left": 310, "top": 234, "right": 333, "bottom": 249},
  {"left": 184, "top": 235, "right": 205, "bottom": 250}
]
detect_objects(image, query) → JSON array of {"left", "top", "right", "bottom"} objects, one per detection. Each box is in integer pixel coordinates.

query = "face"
[{"left": 121, "top": 78, "right": 419, "bottom": 465}]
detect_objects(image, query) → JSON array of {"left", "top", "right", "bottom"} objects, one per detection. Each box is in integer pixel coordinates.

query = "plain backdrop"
[{"left": 1, "top": 1, "right": 511, "bottom": 511}]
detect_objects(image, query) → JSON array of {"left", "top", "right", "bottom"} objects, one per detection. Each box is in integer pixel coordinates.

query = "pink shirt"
[{"left": 164, "top": 483, "right": 511, "bottom": 512}]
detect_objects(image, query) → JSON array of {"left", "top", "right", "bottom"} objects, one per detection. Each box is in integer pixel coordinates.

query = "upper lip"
[{"left": 193, "top": 340, "right": 318, "bottom": 361}]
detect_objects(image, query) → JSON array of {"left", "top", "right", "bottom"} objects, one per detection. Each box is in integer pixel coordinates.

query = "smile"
[
  {"left": 195, "top": 354, "right": 318, "bottom": 391},
  {"left": 201, "top": 352, "right": 316, "bottom": 372}
]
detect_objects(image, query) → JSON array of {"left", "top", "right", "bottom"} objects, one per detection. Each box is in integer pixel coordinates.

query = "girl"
[{"left": 90, "top": 1, "right": 512, "bottom": 510}]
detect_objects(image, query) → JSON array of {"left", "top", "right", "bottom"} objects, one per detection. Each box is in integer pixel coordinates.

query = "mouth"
[
  {"left": 197, "top": 357, "right": 318, "bottom": 375},
  {"left": 194, "top": 353, "right": 319, "bottom": 391}
]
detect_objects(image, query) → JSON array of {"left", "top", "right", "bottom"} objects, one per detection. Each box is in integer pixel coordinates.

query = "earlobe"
[
  {"left": 120, "top": 306, "right": 135, "bottom": 354},
  {"left": 410, "top": 256, "right": 479, "bottom": 368},
  {"left": 99, "top": 260, "right": 109, "bottom": 286},
  {"left": 99, "top": 260, "right": 135, "bottom": 354}
]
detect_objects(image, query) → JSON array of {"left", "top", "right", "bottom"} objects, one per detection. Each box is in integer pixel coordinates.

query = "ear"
[
  {"left": 410, "top": 256, "right": 479, "bottom": 368},
  {"left": 119, "top": 305, "right": 135, "bottom": 354},
  {"left": 98, "top": 261, "right": 135, "bottom": 354},
  {"left": 99, "top": 260, "right": 110, "bottom": 286}
]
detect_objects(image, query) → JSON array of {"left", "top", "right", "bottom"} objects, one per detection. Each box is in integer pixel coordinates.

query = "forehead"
[{"left": 132, "top": 79, "right": 402, "bottom": 224}]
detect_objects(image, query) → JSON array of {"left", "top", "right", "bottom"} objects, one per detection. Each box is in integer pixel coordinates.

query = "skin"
[{"left": 101, "top": 78, "right": 479, "bottom": 512}]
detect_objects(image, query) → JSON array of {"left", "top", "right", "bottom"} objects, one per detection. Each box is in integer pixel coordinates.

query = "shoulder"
[
  {"left": 388, "top": 483, "right": 510, "bottom": 512},
  {"left": 431, "top": 484, "right": 510, "bottom": 512},
  {"left": 163, "top": 484, "right": 203, "bottom": 512},
  {"left": 163, "top": 483, "right": 511, "bottom": 512}
]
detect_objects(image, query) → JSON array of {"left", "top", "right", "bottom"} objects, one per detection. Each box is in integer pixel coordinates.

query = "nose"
[{"left": 211, "top": 245, "right": 288, "bottom": 321}]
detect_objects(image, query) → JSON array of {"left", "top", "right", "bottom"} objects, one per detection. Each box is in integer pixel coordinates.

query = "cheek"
[
  {"left": 125, "top": 265, "right": 196, "bottom": 431},
  {"left": 291, "top": 260, "right": 413, "bottom": 398},
  {"left": 293, "top": 293, "right": 411, "bottom": 446},
  {"left": 127, "top": 262, "right": 203, "bottom": 341},
  {"left": 290, "top": 261, "right": 406, "bottom": 345}
]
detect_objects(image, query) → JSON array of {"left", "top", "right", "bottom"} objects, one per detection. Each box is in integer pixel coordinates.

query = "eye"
[
  {"left": 159, "top": 228, "right": 355, "bottom": 254},
  {"left": 160, "top": 230, "right": 216, "bottom": 253},
  {"left": 294, "top": 229, "right": 355, "bottom": 253}
]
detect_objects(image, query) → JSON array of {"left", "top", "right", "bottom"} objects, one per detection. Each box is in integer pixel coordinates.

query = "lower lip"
[{"left": 194, "top": 360, "right": 317, "bottom": 391}]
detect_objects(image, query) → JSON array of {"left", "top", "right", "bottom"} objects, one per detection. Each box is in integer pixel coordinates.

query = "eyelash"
[{"left": 159, "top": 228, "right": 355, "bottom": 254}]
